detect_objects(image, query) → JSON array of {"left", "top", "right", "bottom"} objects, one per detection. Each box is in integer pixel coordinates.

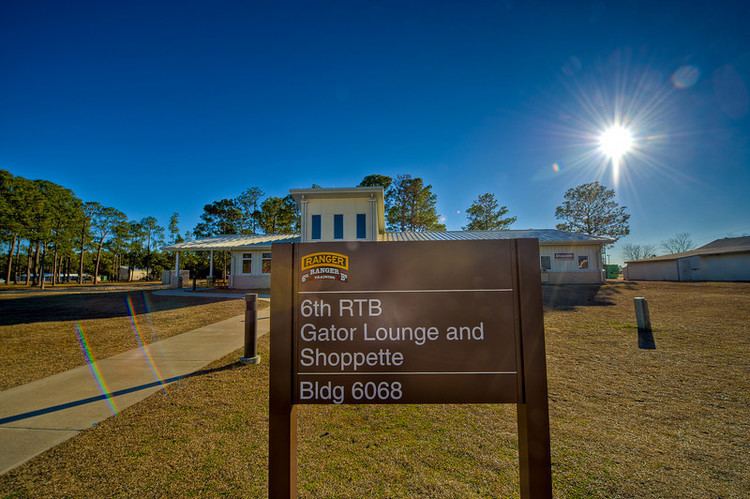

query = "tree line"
[
  {"left": 187, "top": 174, "right": 522, "bottom": 236},
  {"left": 0, "top": 170, "right": 175, "bottom": 287},
  {"left": 3, "top": 166, "right": 648, "bottom": 286}
]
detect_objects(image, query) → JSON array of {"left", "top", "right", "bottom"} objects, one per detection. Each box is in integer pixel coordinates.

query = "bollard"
[
  {"left": 634, "top": 297, "right": 651, "bottom": 331},
  {"left": 634, "top": 296, "right": 656, "bottom": 349},
  {"left": 240, "top": 293, "right": 260, "bottom": 364}
]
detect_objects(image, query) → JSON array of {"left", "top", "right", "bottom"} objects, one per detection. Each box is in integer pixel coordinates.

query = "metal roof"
[
  {"left": 164, "top": 229, "right": 611, "bottom": 251},
  {"left": 626, "top": 236, "right": 750, "bottom": 263},
  {"left": 163, "top": 234, "right": 300, "bottom": 251},
  {"left": 698, "top": 236, "right": 750, "bottom": 250},
  {"left": 381, "top": 229, "right": 612, "bottom": 244}
]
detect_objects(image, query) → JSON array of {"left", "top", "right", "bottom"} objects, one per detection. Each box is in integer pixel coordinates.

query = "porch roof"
[{"left": 163, "top": 234, "right": 300, "bottom": 251}]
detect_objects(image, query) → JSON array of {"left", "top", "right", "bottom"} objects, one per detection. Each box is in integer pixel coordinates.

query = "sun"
[{"left": 599, "top": 124, "right": 634, "bottom": 162}]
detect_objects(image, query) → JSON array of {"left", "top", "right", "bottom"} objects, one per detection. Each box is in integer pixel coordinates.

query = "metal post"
[
  {"left": 634, "top": 296, "right": 656, "bottom": 349},
  {"left": 192, "top": 276, "right": 197, "bottom": 291},
  {"left": 240, "top": 293, "right": 260, "bottom": 364},
  {"left": 515, "top": 239, "right": 553, "bottom": 498},
  {"left": 269, "top": 243, "right": 297, "bottom": 498},
  {"left": 634, "top": 297, "right": 651, "bottom": 332}
]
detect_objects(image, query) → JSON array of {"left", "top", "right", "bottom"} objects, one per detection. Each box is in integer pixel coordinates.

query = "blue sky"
[{"left": 2, "top": 1, "right": 749, "bottom": 263}]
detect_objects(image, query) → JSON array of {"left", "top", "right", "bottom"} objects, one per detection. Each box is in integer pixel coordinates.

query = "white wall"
[
  {"left": 624, "top": 252, "right": 750, "bottom": 281},
  {"left": 624, "top": 260, "right": 679, "bottom": 281},
  {"left": 692, "top": 253, "right": 750, "bottom": 281},
  {"left": 301, "top": 197, "right": 376, "bottom": 242},
  {"left": 227, "top": 242, "right": 607, "bottom": 287},
  {"left": 539, "top": 244, "right": 603, "bottom": 281},
  {"left": 229, "top": 250, "right": 272, "bottom": 289}
]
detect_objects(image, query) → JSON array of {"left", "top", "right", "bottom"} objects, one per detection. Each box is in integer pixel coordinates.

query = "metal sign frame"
[{"left": 269, "top": 239, "right": 551, "bottom": 498}]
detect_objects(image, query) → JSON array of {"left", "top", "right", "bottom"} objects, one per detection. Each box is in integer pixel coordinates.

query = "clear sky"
[{"left": 2, "top": 1, "right": 749, "bottom": 263}]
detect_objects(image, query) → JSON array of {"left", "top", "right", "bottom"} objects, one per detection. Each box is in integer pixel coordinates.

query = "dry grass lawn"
[
  {"left": 0, "top": 288, "right": 247, "bottom": 390},
  {"left": 0, "top": 281, "right": 748, "bottom": 497}
]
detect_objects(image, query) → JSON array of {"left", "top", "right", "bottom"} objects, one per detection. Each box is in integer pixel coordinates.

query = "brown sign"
[
  {"left": 293, "top": 240, "right": 521, "bottom": 404},
  {"left": 270, "top": 239, "right": 551, "bottom": 498}
]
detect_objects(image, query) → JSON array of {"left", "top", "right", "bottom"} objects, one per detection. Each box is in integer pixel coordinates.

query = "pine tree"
[
  {"left": 386, "top": 175, "right": 445, "bottom": 231},
  {"left": 554, "top": 182, "right": 629, "bottom": 241},
  {"left": 463, "top": 193, "right": 516, "bottom": 231}
]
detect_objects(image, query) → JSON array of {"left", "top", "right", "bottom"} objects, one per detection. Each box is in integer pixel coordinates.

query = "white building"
[
  {"left": 624, "top": 236, "right": 750, "bottom": 281},
  {"left": 164, "top": 186, "right": 611, "bottom": 288}
]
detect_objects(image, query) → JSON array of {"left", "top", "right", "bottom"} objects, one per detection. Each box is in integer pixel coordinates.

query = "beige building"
[
  {"left": 165, "top": 186, "right": 611, "bottom": 288},
  {"left": 119, "top": 266, "right": 147, "bottom": 281},
  {"left": 624, "top": 236, "right": 750, "bottom": 281}
]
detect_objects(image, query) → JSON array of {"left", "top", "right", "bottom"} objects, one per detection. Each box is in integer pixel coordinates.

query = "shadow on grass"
[
  {"left": 543, "top": 281, "right": 638, "bottom": 311},
  {"left": 0, "top": 290, "right": 237, "bottom": 326},
  {"left": 638, "top": 328, "right": 657, "bottom": 349},
  {"left": 0, "top": 361, "right": 246, "bottom": 425}
]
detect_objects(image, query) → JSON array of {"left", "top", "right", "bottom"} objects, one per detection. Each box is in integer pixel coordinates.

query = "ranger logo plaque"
[{"left": 300, "top": 252, "right": 349, "bottom": 283}]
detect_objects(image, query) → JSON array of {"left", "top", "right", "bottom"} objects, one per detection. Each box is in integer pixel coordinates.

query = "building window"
[
  {"left": 334, "top": 214, "right": 344, "bottom": 239},
  {"left": 540, "top": 256, "right": 551, "bottom": 271},
  {"left": 311, "top": 214, "right": 321, "bottom": 240},
  {"left": 578, "top": 255, "right": 589, "bottom": 269},
  {"left": 356, "top": 213, "right": 366, "bottom": 239},
  {"left": 241, "top": 253, "right": 253, "bottom": 274},
  {"left": 262, "top": 252, "right": 272, "bottom": 274}
]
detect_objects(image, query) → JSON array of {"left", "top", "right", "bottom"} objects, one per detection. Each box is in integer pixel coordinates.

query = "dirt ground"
[{"left": 0, "top": 281, "right": 748, "bottom": 497}]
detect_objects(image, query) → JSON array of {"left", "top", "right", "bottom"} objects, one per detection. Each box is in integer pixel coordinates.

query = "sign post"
[{"left": 269, "top": 239, "right": 552, "bottom": 498}]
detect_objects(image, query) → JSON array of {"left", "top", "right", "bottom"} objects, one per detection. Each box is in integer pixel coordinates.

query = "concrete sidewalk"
[{"left": 0, "top": 313, "right": 269, "bottom": 475}]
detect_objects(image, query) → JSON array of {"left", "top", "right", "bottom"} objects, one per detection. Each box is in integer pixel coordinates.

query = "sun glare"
[
  {"left": 599, "top": 125, "right": 633, "bottom": 161},
  {"left": 542, "top": 51, "right": 686, "bottom": 198},
  {"left": 598, "top": 124, "right": 634, "bottom": 185}
]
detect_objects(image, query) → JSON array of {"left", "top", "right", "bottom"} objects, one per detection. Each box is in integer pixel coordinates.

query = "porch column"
[
  {"left": 175, "top": 251, "right": 180, "bottom": 272},
  {"left": 209, "top": 250, "right": 214, "bottom": 278},
  {"left": 369, "top": 194, "right": 377, "bottom": 240},
  {"left": 300, "top": 197, "right": 308, "bottom": 242}
]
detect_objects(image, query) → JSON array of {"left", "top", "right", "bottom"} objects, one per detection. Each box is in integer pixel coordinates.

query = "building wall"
[
  {"left": 121, "top": 267, "right": 147, "bottom": 281},
  {"left": 229, "top": 250, "right": 272, "bottom": 289},
  {"left": 301, "top": 197, "right": 377, "bottom": 242},
  {"left": 624, "top": 252, "right": 750, "bottom": 281},
  {"left": 624, "top": 260, "right": 679, "bottom": 281},
  {"left": 539, "top": 244, "right": 604, "bottom": 283},
  {"left": 691, "top": 253, "right": 750, "bottom": 281},
  {"left": 162, "top": 270, "right": 191, "bottom": 287},
  {"left": 231, "top": 274, "right": 271, "bottom": 289},
  {"left": 228, "top": 242, "right": 606, "bottom": 287}
]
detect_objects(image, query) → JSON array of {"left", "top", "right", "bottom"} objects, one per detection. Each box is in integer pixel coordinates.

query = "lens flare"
[
  {"left": 125, "top": 295, "right": 167, "bottom": 390},
  {"left": 74, "top": 323, "right": 119, "bottom": 415},
  {"left": 671, "top": 65, "right": 700, "bottom": 89},
  {"left": 139, "top": 291, "right": 160, "bottom": 343}
]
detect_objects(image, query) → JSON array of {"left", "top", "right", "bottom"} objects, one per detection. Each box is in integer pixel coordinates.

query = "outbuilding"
[
  {"left": 165, "top": 186, "right": 611, "bottom": 288},
  {"left": 623, "top": 236, "right": 750, "bottom": 282}
]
